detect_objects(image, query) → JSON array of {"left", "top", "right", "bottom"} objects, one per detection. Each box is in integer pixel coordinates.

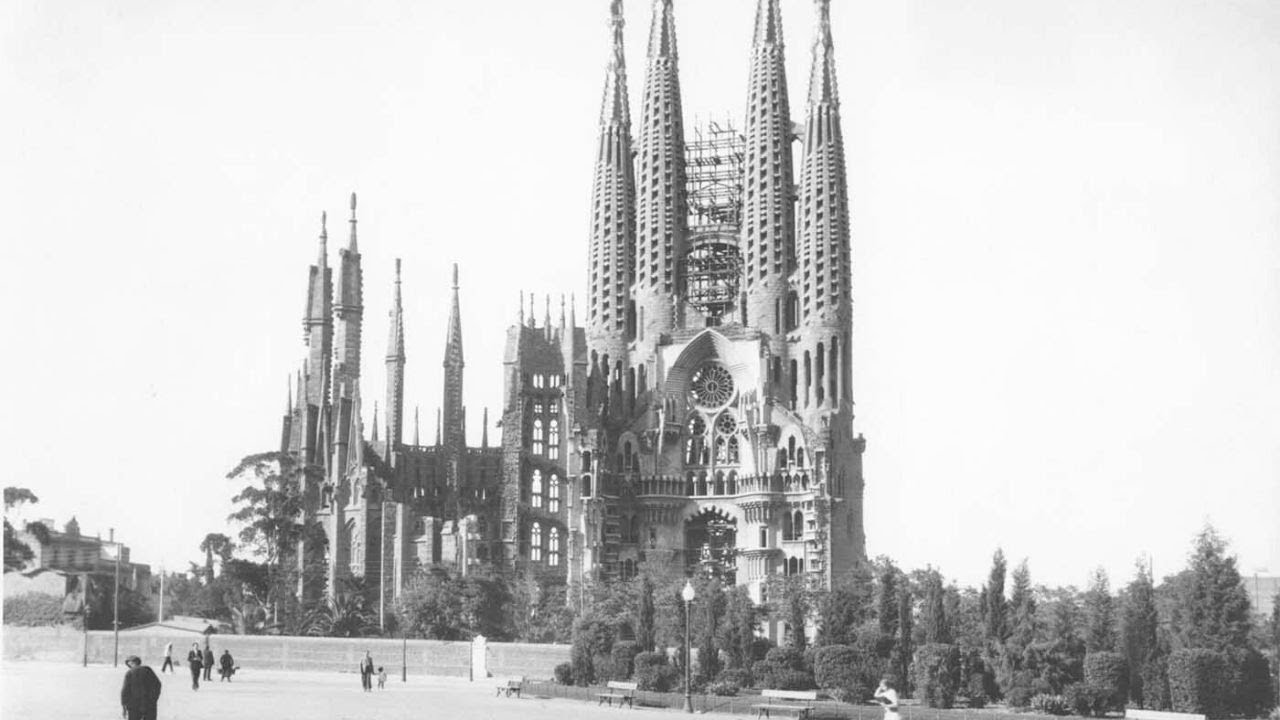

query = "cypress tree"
[
  {"left": 1119, "top": 557, "right": 1160, "bottom": 706},
  {"left": 1083, "top": 566, "right": 1115, "bottom": 652}
]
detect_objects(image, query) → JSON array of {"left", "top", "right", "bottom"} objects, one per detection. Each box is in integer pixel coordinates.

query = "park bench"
[
  {"left": 597, "top": 680, "right": 639, "bottom": 708},
  {"left": 1127, "top": 710, "right": 1206, "bottom": 720},
  {"left": 752, "top": 689, "right": 818, "bottom": 719},
  {"left": 496, "top": 678, "right": 524, "bottom": 698}
]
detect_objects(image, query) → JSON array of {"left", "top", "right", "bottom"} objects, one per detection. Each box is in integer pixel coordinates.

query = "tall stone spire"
[
  {"left": 587, "top": 0, "right": 636, "bottom": 363},
  {"left": 385, "top": 258, "right": 406, "bottom": 447},
  {"left": 797, "top": 0, "right": 850, "bottom": 327},
  {"left": 331, "top": 193, "right": 364, "bottom": 407},
  {"left": 742, "top": 0, "right": 796, "bottom": 337},
  {"left": 441, "top": 264, "right": 465, "bottom": 450},
  {"left": 796, "top": 0, "right": 852, "bottom": 409},
  {"left": 634, "top": 0, "right": 688, "bottom": 349},
  {"left": 303, "top": 212, "right": 333, "bottom": 416}
]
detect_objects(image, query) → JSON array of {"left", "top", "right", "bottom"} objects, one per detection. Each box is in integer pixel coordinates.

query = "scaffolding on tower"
[{"left": 684, "top": 119, "right": 745, "bottom": 320}]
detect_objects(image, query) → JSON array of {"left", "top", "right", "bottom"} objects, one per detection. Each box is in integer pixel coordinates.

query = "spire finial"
[
  {"left": 346, "top": 193, "right": 359, "bottom": 252},
  {"left": 286, "top": 373, "right": 293, "bottom": 414},
  {"left": 754, "top": 0, "right": 784, "bottom": 47},
  {"left": 371, "top": 401, "right": 380, "bottom": 443},
  {"left": 518, "top": 291, "right": 525, "bottom": 325},
  {"left": 414, "top": 405, "right": 420, "bottom": 446},
  {"left": 395, "top": 257, "right": 401, "bottom": 282},
  {"left": 647, "top": 0, "right": 678, "bottom": 60},
  {"left": 481, "top": 407, "right": 489, "bottom": 448},
  {"left": 452, "top": 262, "right": 459, "bottom": 290}
]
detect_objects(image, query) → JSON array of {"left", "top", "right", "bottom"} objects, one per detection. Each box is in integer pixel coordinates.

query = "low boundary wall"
[{"left": 2, "top": 626, "right": 569, "bottom": 681}]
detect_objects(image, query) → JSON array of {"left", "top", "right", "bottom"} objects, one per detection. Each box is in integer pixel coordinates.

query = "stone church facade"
[{"left": 277, "top": 0, "right": 866, "bottom": 616}]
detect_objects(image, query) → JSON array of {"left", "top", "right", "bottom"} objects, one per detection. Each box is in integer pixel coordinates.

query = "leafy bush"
[
  {"left": 3, "top": 593, "right": 68, "bottom": 627},
  {"left": 966, "top": 673, "right": 988, "bottom": 708},
  {"left": 1005, "top": 685, "right": 1035, "bottom": 709},
  {"left": 635, "top": 651, "right": 678, "bottom": 692},
  {"left": 1063, "top": 682, "right": 1113, "bottom": 717},
  {"left": 716, "top": 668, "right": 753, "bottom": 688},
  {"left": 813, "top": 645, "right": 860, "bottom": 702},
  {"left": 772, "top": 670, "right": 817, "bottom": 690},
  {"left": 708, "top": 680, "right": 740, "bottom": 696},
  {"left": 1227, "top": 647, "right": 1272, "bottom": 718},
  {"left": 1030, "top": 693, "right": 1071, "bottom": 715},
  {"left": 592, "top": 653, "right": 615, "bottom": 683},
  {"left": 553, "top": 662, "right": 573, "bottom": 685},
  {"left": 765, "top": 647, "right": 808, "bottom": 671},
  {"left": 570, "top": 615, "right": 614, "bottom": 686},
  {"left": 610, "top": 641, "right": 639, "bottom": 680},
  {"left": 1083, "top": 652, "right": 1128, "bottom": 713},
  {"left": 1140, "top": 656, "right": 1171, "bottom": 710},
  {"left": 913, "top": 643, "right": 961, "bottom": 708},
  {"left": 1168, "top": 648, "right": 1227, "bottom": 718}
]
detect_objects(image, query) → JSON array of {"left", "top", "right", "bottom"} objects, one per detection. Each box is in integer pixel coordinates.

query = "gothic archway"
[{"left": 684, "top": 507, "right": 737, "bottom": 583}]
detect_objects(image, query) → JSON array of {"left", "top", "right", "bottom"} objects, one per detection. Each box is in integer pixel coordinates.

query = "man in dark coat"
[
  {"left": 202, "top": 644, "right": 214, "bottom": 681},
  {"left": 219, "top": 649, "right": 235, "bottom": 681},
  {"left": 120, "top": 655, "right": 162, "bottom": 720},
  {"left": 186, "top": 643, "right": 203, "bottom": 690}
]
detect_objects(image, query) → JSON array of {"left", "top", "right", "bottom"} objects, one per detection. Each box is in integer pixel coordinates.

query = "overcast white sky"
[{"left": 3, "top": 0, "right": 1278, "bottom": 592}]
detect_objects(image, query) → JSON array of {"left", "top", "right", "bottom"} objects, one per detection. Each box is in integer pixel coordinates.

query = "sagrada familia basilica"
[{"left": 277, "top": 0, "right": 867, "bottom": 621}]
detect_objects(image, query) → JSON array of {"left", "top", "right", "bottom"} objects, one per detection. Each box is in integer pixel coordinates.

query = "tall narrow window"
[
  {"left": 531, "top": 522, "right": 543, "bottom": 562},
  {"left": 548, "top": 419, "right": 560, "bottom": 460},
  {"left": 532, "top": 419, "right": 544, "bottom": 455},
  {"left": 548, "top": 474, "right": 561, "bottom": 513},
  {"left": 531, "top": 470, "right": 544, "bottom": 508},
  {"left": 549, "top": 527, "right": 560, "bottom": 566}
]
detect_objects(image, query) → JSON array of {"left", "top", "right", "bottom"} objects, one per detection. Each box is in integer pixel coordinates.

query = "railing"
[{"left": 595, "top": 472, "right": 816, "bottom": 498}]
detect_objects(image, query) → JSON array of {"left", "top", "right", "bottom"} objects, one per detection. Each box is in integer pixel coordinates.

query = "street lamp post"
[
  {"left": 682, "top": 580, "right": 695, "bottom": 714},
  {"left": 112, "top": 539, "right": 121, "bottom": 667}
]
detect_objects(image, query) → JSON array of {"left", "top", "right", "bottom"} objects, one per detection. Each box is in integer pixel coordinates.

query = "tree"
[
  {"left": 982, "top": 549, "right": 1008, "bottom": 644},
  {"left": 893, "top": 584, "right": 914, "bottom": 693},
  {"left": 1083, "top": 567, "right": 1115, "bottom": 653},
  {"left": 817, "top": 582, "right": 868, "bottom": 646},
  {"left": 924, "top": 569, "right": 952, "bottom": 644},
  {"left": 999, "top": 559, "right": 1036, "bottom": 697},
  {"left": 301, "top": 582, "right": 380, "bottom": 637},
  {"left": 1167, "top": 525, "right": 1253, "bottom": 654},
  {"left": 696, "top": 577, "right": 726, "bottom": 682},
  {"left": 635, "top": 575, "right": 656, "bottom": 652},
  {"left": 3, "top": 487, "right": 48, "bottom": 572},
  {"left": 198, "top": 533, "right": 235, "bottom": 584},
  {"left": 225, "top": 451, "right": 325, "bottom": 626},
  {"left": 1119, "top": 558, "right": 1160, "bottom": 706},
  {"left": 877, "top": 560, "right": 900, "bottom": 638}
]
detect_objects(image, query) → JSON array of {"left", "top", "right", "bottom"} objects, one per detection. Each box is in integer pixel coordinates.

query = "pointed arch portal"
[{"left": 685, "top": 507, "right": 737, "bottom": 583}]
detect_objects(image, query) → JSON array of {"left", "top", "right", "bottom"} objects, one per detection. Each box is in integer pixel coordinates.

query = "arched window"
[
  {"left": 531, "top": 470, "right": 543, "bottom": 508},
  {"left": 714, "top": 471, "right": 725, "bottom": 495},
  {"left": 727, "top": 437, "right": 740, "bottom": 464},
  {"left": 797, "top": 448, "right": 805, "bottom": 468},
  {"left": 582, "top": 473, "right": 593, "bottom": 497},
  {"left": 787, "top": 436, "right": 797, "bottom": 465},
  {"left": 532, "top": 419, "right": 544, "bottom": 455},
  {"left": 531, "top": 522, "right": 543, "bottom": 562},
  {"left": 549, "top": 527, "right": 561, "bottom": 566},
  {"left": 782, "top": 511, "right": 793, "bottom": 540},
  {"left": 793, "top": 510, "right": 804, "bottom": 540},
  {"left": 548, "top": 474, "right": 561, "bottom": 513},
  {"left": 685, "top": 416, "right": 707, "bottom": 465},
  {"left": 623, "top": 440, "right": 634, "bottom": 471},
  {"left": 548, "top": 419, "right": 560, "bottom": 460}
]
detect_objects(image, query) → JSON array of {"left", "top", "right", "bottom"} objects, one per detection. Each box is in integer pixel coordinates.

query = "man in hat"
[{"left": 120, "top": 655, "right": 162, "bottom": 720}]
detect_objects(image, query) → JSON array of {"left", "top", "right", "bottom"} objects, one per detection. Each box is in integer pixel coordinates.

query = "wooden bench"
[
  {"left": 597, "top": 681, "right": 639, "bottom": 708},
  {"left": 1127, "top": 710, "right": 1206, "bottom": 720},
  {"left": 753, "top": 689, "right": 818, "bottom": 719},
  {"left": 495, "top": 678, "right": 524, "bottom": 698}
]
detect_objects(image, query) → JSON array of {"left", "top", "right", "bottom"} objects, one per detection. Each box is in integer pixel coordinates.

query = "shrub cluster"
[
  {"left": 2, "top": 593, "right": 67, "bottom": 627},
  {"left": 553, "top": 662, "right": 573, "bottom": 685},
  {"left": 1030, "top": 693, "right": 1071, "bottom": 715},
  {"left": 913, "top": 643, "right": 960, "bottom": 709},
  {"left": 812, "top": 645, "right": 860, "bottom": 702},
  {"left": 1062, "top": 682, "right": 1113, "bottom": 717},
  {"left": 634, "top": 651, "right": 679, "bottom": 692},
  {"left": 752, "top": 647, "right": 814, "bottom": 690},
  {"left": 1168, "top": 648, "right": 1227, "bottom": 718},
  {"left": 611, "top": 641, "right": 639, "bottom": 681},
  {"left": 1083, "top": 652, "right": 1129, "bottom": 713}
]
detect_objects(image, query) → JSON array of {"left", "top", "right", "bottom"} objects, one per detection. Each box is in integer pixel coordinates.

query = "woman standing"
[
  {"left": 187, "top": 642, "right": 203, "bottom": 690},
  {"left": 874, "top": 678, "right": 900, "bottom": 720}
]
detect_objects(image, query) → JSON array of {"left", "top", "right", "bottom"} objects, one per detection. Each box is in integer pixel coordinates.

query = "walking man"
[
  {"left": 120, "top": 655, "right": 162, "bottom": 720},
  {"left": 219, "top": 650, "right": 235, "bottom": 682},
  {"left": 202, "top": 644, "right": 214, "bottom": 681},
  {"left": 186, "top": 643, "right": 203, "bottom": 690},
  {"left": 359, "top": 651, "right": 375, "bottom": 692},
  {"left": 160, "top": 642, "right": 173, "bottom": 674}
]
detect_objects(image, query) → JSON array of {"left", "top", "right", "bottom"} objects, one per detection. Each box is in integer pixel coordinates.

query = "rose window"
[
  {"left": 689, "top": 364, "right": 735, "bottom": 410},
  {"left": 714, "top": 412, "right": 737, "bottom": 436}
]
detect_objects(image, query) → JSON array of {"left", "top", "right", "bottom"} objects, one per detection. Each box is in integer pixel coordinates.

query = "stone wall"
[{"left": 2, "top": 626, "right": 570, "bottom": 681}]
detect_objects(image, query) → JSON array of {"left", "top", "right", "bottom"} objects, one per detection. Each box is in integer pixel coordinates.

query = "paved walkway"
[{"left": 1, "top": 661, "right": 709, "bottom": 720}]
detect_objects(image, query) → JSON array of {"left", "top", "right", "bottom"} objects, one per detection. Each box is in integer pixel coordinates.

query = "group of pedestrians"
[{"left": 157, "top": 640, "right": 235, "bottom": 690}]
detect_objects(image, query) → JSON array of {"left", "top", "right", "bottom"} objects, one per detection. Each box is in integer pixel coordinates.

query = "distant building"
[
  {"left": 11, "top": 517, "right": 151, "bottom": 593},
  {"left": 1248, "top": 575, "right": 1278, "bottom": 619}
]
